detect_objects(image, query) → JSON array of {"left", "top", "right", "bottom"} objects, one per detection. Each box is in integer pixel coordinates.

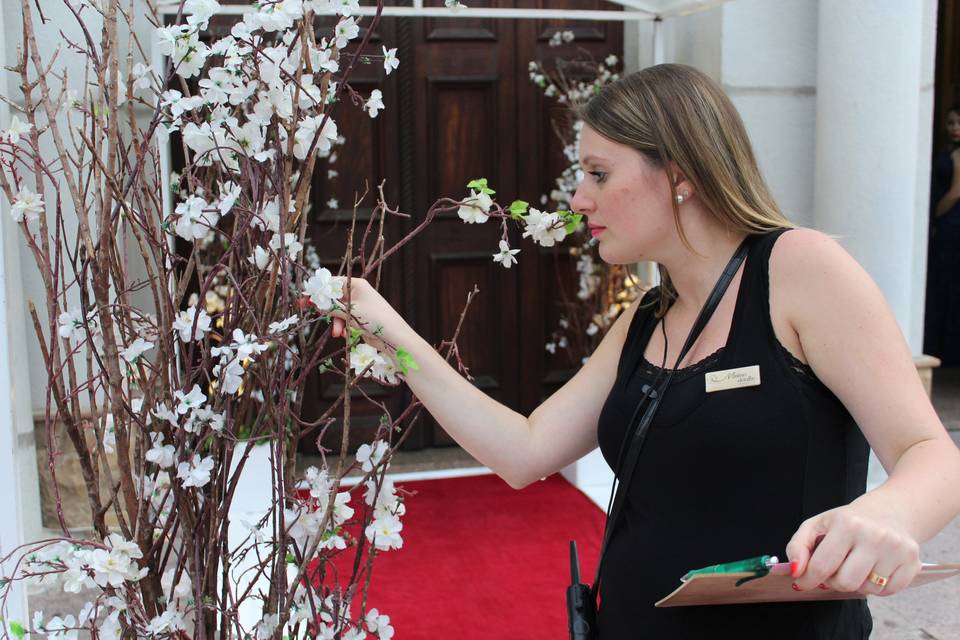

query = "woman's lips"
[{"left": 589, "top": 226, "right": 606, "bottom": 237}]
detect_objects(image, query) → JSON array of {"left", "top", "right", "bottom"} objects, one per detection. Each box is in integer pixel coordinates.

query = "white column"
[
  {"left": 0, "top": 4, "right": 43, "bottom": 629},
  {"left": 813, "top": 1, "right": 930, "bottom": 354}
]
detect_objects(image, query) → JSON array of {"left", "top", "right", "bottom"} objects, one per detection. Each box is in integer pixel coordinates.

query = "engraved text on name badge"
[{"left": 704, "top": 365, "right": 761, "bottom": 393}]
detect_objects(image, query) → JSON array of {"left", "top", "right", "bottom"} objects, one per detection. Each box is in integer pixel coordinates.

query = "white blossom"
[
  {"left": 185, "top": 406, "right": 225, "bottom": 433},
  {"left": 61, "top": 556, "right": 95, "bottom": 593},
  {"left": 230, "top": 328, "right": 269, "bottom": 360},
  {"left": 457, "top": 189, "right": 492, "bottom": 224},
  {"left": 172, "top": 305, "right": 211, "bottom": 343},
  {"left": 174, "top": 384, "right": 207, "bottom": 414},
  {"left": 522, "top": 208, "right": 568, "bottom": 247},
  {"left": 350, "top": 343, "right": 398, "bottom": 384},
  {"left": 145, "top": 608, "right": 186, "bottom": 636},
  {"left": 334, "top": 17, "right": 360, "bottom": 49},
  {"left": 44, "top": 615, "right": 78, "bottom": 640},
  {"left": 217, "top": 181, "right": 242, "bottom": 215},
  {"left": 365, "top": 609, "right": 395, "bottom": 639},
  {"left": 156, "top": 25, "right": 192, "bottom": 57},
  {"left": 257, "top": 614, "right": 280, "bottom": 640},
  {"left": 3, "top": 115, "right": 32, "bottom": 143},
  {"left": 145, "top": 432, "right": 176, "bottom": 468},
  {"left": 269, "top": 232, "right": 304, "bottom": 261},
  {"left": 248, "top": 245, "right": 272, "bottom": 270},
  {"left": 161, "top": 90, "right": 203, "bottom": 120},
  {"left": 355, "top": 439, "right": 389, "bottom": 473},
  {"left": 120, "top": 337, "right": 153, "bottom": 364},
  {"left": 293, "top": 115, "right": 338, "bottom": 160},
  {"left": 176, "top": 453, "right": 215, "bottom": 488},
  {"left": 10, "top": 186, "right": 44, "bottom": 223},
  {"left": 303, "top": 267, "right": 345, "bottom": 312},
  {"left": 245, "top": 0, "right": 304, "bottom": 33},
  {"left": 131, "top": 63, "right": 157, "bottom": 91},
  {"left": 269, "top": 314, "right": 299, "bottom": 333},
  {"left": 172, "top": 32, "right": 211, "bottom": 79},
  {"left": 152, "top": 403, "right": 180, "bottom": 428},
  {"left": 185, "top": 0, "right": 221, "bottom": 31},
  {"left": 382, "top": 46, "right": 399, "bottom": 75},
  {"left": 174, "top": 195, "right": 220, "bottom": 241},
  {"left": 101, "top": 414, "right": 116, "bottom": 454},
  {"left": 445, "top": 0, "right": 467, "bottom": 10},
  {"left": 364, "top": 89, "right": 385, "bottom": 119},
  {"left": 365, "top": 513, "right": 403, "bottom": 551},
  {"left": 99, "top": 611, "right": 122, "bottom": 640},
  {"left": 161, "top": 567, "right": 193, "bottom": 602},
  {"left": 57, "top": 308, "right": 92, "bottom": 341},
  {"left": 492, "top": 240, "right": 520, "bottom": 269}
]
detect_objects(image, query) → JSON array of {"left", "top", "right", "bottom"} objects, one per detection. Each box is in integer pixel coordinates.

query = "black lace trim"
[
  {"left": 778, "top": 342, "right": 820, "bottom": 385},
  {"left": 639, "top": 347, "right": 726, "bottom": 378}
]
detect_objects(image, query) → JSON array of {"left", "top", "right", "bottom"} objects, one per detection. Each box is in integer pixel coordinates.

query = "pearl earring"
[{"left": 675, "top": 192, "right": 688, "bottom": 205}]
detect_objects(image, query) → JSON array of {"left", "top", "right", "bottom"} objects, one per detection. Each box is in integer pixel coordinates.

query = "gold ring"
[{"left": 868, "top": 572, "right": 889, "bottom": 589}]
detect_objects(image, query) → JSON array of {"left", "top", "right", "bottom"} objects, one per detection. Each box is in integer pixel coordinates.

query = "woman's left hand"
[{"left": 786, "top": 503, "right": 922, "bottom": 596}]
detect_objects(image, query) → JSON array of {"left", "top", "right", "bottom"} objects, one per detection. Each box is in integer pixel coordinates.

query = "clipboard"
[{"left": 656, "top": 557, "right": 960, "bottom": 608}]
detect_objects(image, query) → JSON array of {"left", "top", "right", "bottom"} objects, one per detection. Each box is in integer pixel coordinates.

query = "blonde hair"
[{"left": 574, "top": 63, "right": 793, "bottom": 317}]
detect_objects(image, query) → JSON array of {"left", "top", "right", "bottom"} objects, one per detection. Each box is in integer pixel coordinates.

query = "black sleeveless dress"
[{"left": 595, "top": 230, "right": 872, "bottom": 638}]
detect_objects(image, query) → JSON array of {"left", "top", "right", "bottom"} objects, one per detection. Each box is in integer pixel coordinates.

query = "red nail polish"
[
  {"left": 790, "top": 560, "right": 799, "bottom": 577},
  {"left": 791, "top": 583, "right": 801, "bottom": 591},
  {"left": 818, "top": 583, "right": 829, "bottom": 591}
]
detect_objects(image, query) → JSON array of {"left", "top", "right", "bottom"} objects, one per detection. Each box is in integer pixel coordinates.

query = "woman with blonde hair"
[{"left": 332, "top": 64, "right": 960, "bottom": 637}]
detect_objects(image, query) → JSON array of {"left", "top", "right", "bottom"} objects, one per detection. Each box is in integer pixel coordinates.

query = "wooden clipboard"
[{"left": 656, "top": 563, "right": 960, "bottom": 608}]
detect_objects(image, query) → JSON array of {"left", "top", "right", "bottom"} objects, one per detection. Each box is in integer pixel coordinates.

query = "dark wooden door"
[{"left": 304, "top": 2, "right": 624, "bottom": 454}]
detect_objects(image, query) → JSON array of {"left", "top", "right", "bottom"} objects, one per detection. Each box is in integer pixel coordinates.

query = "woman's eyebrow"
[{"left": 581, "top": 154, "right": 610, "bottom": 166}]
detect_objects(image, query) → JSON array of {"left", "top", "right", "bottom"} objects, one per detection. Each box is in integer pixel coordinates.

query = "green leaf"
[
  {"left": 466, "top": 178, "right": 495, "bottom": 195},
  {"left": 349, "top": 327, "right": 363, "bottom": 347},
  {"left": 286, "top": 552, "right": 296, "bottom": 564},
  {"left": 561, "top": 211, "right": 582, "bottom": 234},
  {"left": 508, "top": 200, "right": 529, "bottom": 220},
  {"left": 9, "top": 621, "right": 25, "bottom": 640},
  {"left": 395, "top": 349, "right": 419, "bottom": 375}
]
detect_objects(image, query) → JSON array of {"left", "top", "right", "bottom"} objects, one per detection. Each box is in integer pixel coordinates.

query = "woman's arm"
[
  {"left": 771, "top": 229, "right": 960, "bottom": 595},
  {"left": 330, "top": 278, "right": 639, "bottom": 489},
  {"left": 934, "top": 149, "right": 960, "bottom": 217}
]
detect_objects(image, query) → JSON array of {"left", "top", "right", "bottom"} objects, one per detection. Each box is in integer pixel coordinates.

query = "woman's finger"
[
  {"left": 872, "top": 555, "right": 921, "bottom": 597},
  {"left": 332, "top": 317, "right": 345, "bottom": 338},
  {"left": 794, "top": 528, "right": 852, "bottom": 591},
  {"left": 822, "top": 545, "right": 877, "bottom": 593},
  {"left": 785, "top": 516, "right": 827, "bottom": 580}
]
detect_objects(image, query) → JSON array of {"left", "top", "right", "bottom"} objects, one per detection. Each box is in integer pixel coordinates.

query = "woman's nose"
[{"left": 570, "top": 187, "right": 593, "bottom": 214}]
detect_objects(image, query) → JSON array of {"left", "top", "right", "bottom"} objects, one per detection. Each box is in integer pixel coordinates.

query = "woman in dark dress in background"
[{"left": 925, "top": 106, "right": 960, "bottom": 365}]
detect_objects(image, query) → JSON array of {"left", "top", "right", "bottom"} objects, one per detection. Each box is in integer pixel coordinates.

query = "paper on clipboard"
[{"left": 655, "top": 562, "right": 960, "bottom": 608}]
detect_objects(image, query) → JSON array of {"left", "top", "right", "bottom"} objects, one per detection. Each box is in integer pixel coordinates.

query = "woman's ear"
[{"left": 668, "top": 162, "right": 694, "bottom": 202}]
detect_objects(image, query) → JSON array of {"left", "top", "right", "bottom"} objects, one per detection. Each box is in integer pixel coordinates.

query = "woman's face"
[
  {"left": 947, "top": 110, "right": 960, "bottom": 144},
  {"left": 569, "top": 125, "right": 678, "bottom": 265}
]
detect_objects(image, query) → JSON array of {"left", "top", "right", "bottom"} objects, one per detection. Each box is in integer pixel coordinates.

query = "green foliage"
[
  {"left": 395, "top": 349, "right": 419, "bottom": 375},
  {"left": 560, "top": 211, "right": 582, "bottom": 234},
  {"left": 9, "top": 621, "right": 26, "bottom": 640},
  {"left": 466, "top": 178, "right": 495, "bottom": 196},
  {"left": 349, "top": 327, "right": 363, "bottom": 348},
  {"left": 508, "top": 200, "right": 529, "bottom": 220}
]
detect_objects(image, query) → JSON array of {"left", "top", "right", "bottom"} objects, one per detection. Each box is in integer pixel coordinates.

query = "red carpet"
[{"left": 361, "top": 473, "right": 606, "bottom": 639}]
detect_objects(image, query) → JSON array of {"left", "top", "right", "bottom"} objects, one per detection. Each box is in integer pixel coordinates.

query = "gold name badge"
[{"left": 704, "top": 365, "right": 761, "bottom": 393}]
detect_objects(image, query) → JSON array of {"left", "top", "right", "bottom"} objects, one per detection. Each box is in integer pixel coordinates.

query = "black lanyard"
[{"left": 590, "top": 235, "right": 754, "bottom": 599}]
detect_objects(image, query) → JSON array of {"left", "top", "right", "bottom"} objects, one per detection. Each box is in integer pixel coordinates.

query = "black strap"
[{"left": 589, "top": 235, "right": 754, "bottom": 599}]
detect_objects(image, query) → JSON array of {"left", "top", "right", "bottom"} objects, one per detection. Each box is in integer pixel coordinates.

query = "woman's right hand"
[{"left": 328, "top": 278, "right": 408, "bottom": 346}]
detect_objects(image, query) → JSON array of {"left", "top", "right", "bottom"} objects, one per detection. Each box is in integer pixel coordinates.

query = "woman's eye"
[{"left": 590, "top": 171, "right": 607, "bottom": 183}]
